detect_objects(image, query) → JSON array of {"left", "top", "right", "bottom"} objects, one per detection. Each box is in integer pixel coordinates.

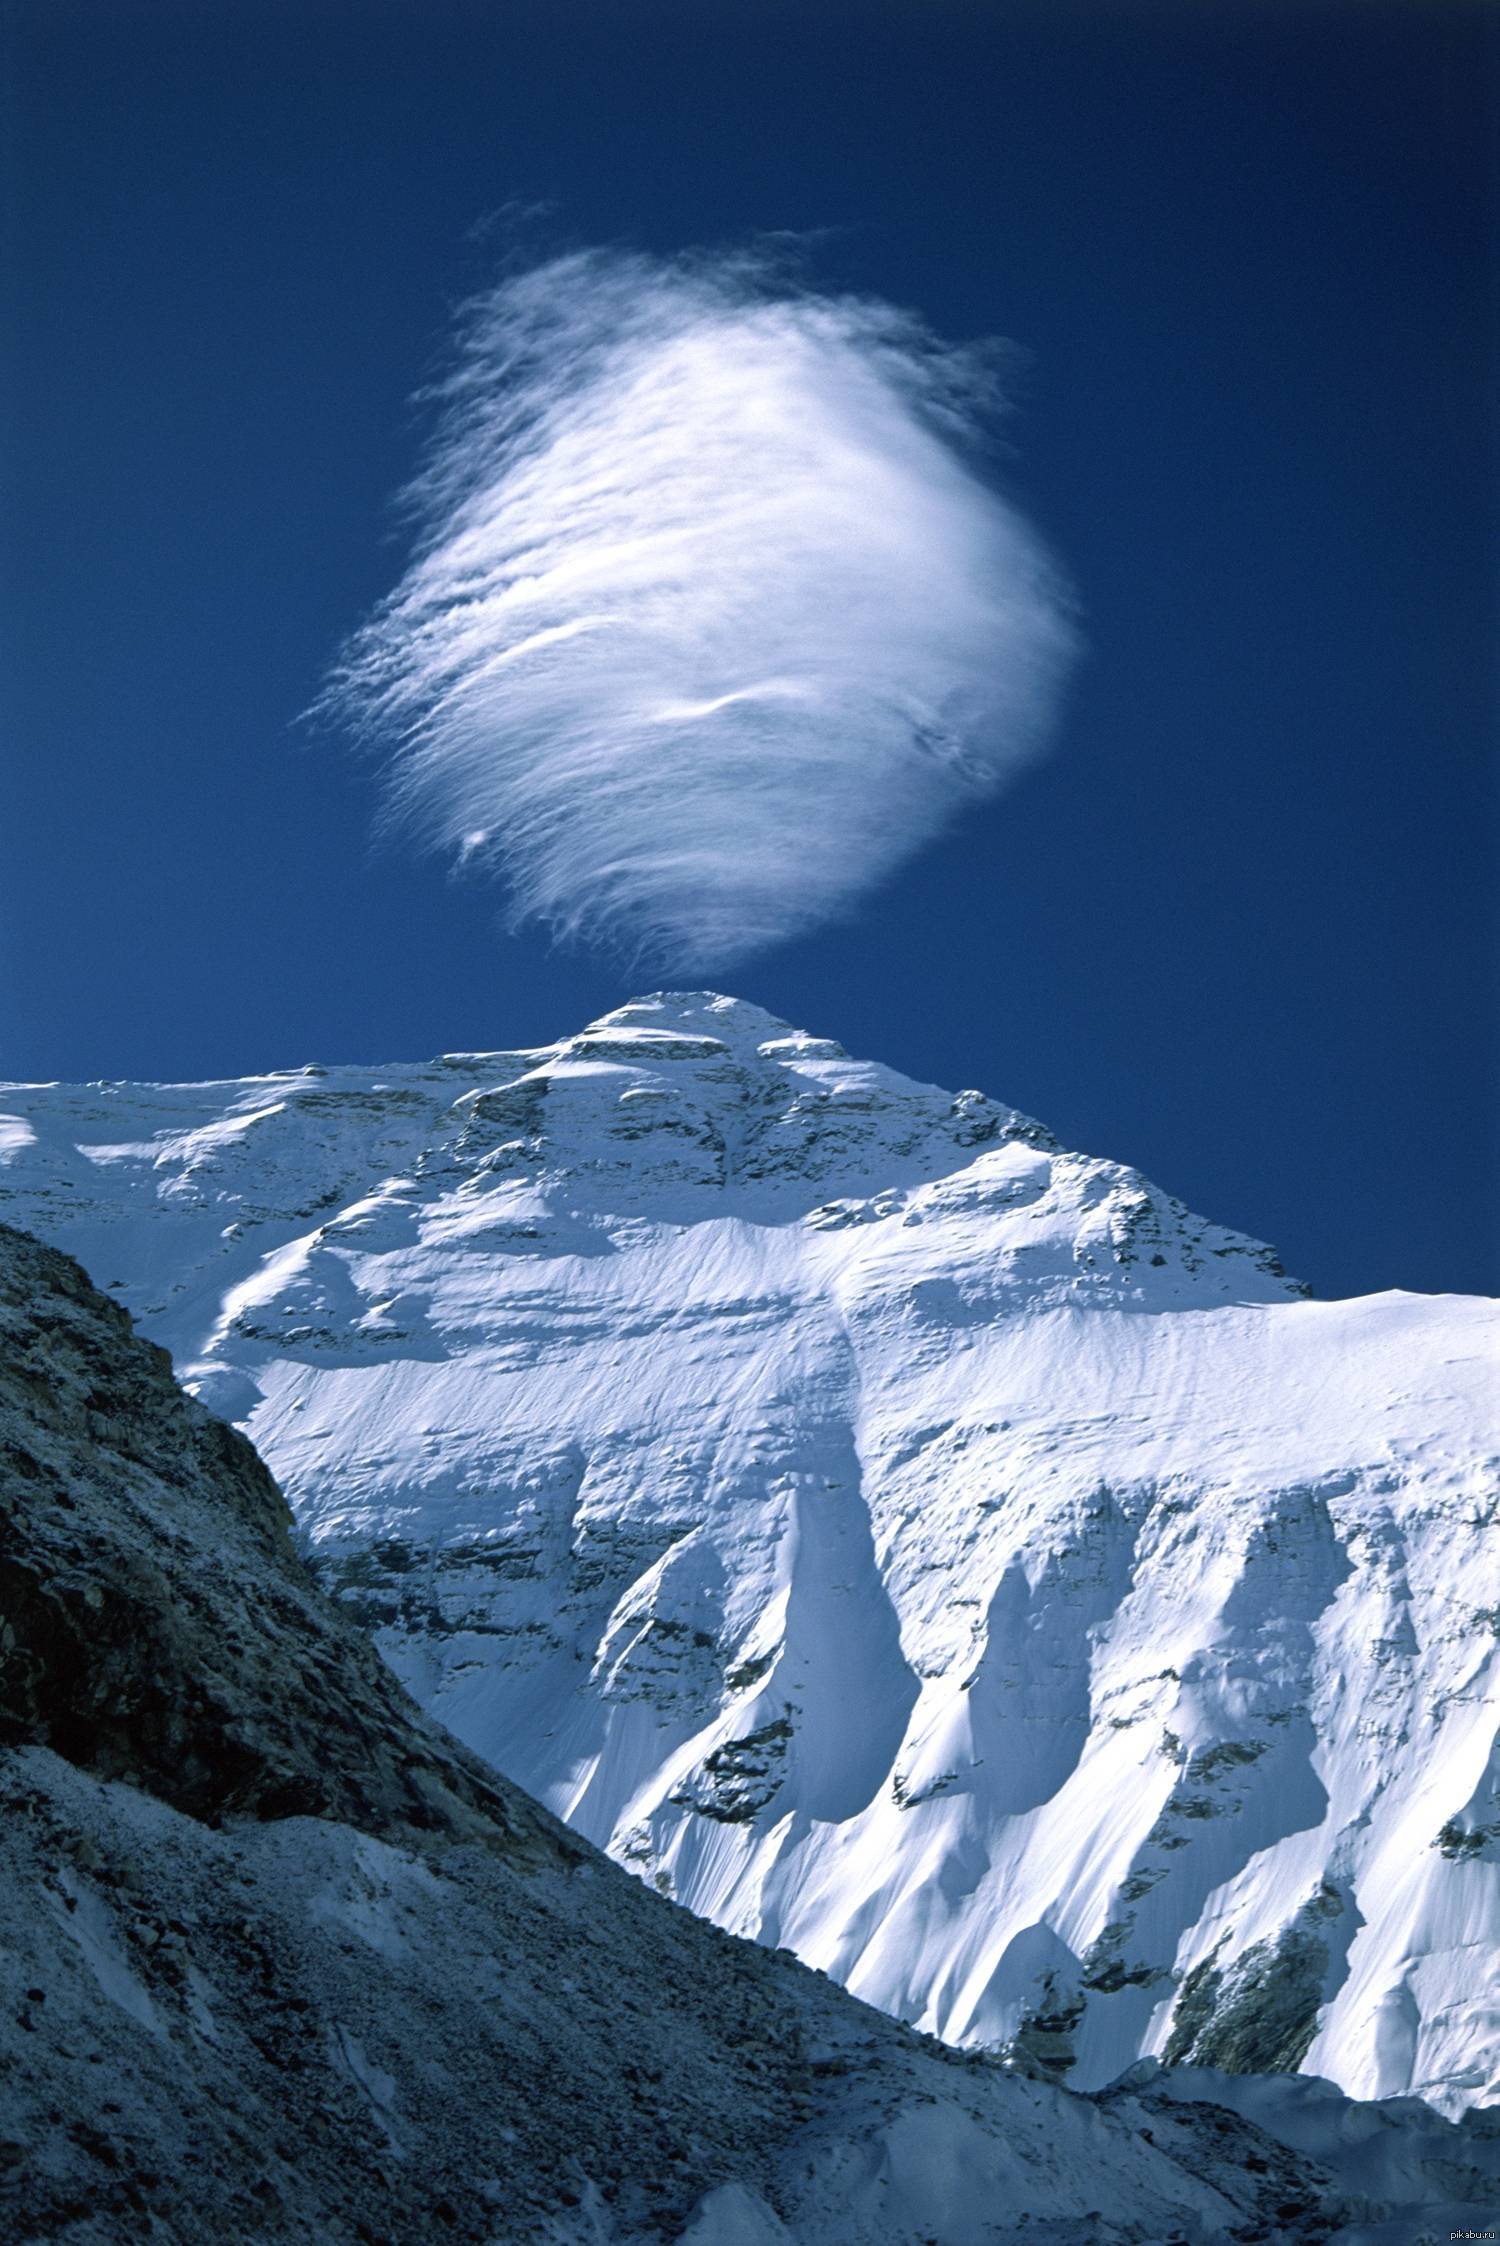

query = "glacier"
[{"left": 4, "top": 990, "right": 1497, "bottom": 2116}]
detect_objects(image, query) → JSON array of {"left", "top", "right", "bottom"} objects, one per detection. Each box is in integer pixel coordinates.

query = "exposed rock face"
[
  {"left": 0, "top": 1222, "right": 550, "bottom": 1857},
  {"left": 2, "top": 993, "right": 1498, "bottom": 2118},
  {"left": 4, "top": 1226, "right": 1500, "bottom": 2241},
  {"left": 1162, "top": 1892, "right": 1347, "bottom": 2077}
]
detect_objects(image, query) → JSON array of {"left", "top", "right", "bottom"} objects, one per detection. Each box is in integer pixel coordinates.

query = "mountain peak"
[
  {"left": 578, "top": 989, "right": 858, "bottom": 1069},
  {"left": 9, "top": 1007, "right": 1498, "bottom": 2118},
  {"left": 585, "top": 989, "right": 798, "bottom": 1044}
]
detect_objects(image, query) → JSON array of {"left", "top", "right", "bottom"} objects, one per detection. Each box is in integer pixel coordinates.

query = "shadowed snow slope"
[
  {"left": 4, "top": 992, "right": 1498, "bottom": 2122},
  {"left": 16, "top": 1219, "right": 1491, "bottom": 2245}
]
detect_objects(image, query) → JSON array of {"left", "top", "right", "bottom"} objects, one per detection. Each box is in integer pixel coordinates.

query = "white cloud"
[{"left": 322, "top": 247, "right": 1076, "bottom": 968}]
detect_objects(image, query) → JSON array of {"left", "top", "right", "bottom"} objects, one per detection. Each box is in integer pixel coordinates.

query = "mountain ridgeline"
[{"left": 3, "top": 992, "right": 1497, "bottom": 2127}]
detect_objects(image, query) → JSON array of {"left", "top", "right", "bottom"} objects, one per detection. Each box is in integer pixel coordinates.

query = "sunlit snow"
[{"left": 5, "top": 992, "right": 1497, "bottom": 2113}]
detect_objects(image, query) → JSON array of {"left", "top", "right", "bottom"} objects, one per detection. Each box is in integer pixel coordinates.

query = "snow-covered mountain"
[
  {"left": 17, "top": 1215, "right": 1499, "bottom": 2244},
  {"left": 5, "top": 992, "right": 1497, "bottom": 2117}
]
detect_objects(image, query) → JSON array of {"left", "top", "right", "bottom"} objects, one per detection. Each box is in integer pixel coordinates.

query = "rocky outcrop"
[{"left": 0, "top": 1223, "right": 553, "bottom": 1859}]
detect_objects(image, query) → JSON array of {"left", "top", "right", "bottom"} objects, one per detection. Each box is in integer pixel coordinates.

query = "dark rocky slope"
[
  {"left": 0, "top": 1224, "right": 554, "bottom": 1855},
  {"left": 1, "top": 1222, "right": 1494, "bottom": 2243}
]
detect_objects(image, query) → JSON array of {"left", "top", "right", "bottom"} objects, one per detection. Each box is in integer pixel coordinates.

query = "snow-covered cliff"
[
  {"left": 5, "top": 992, "right": 1497, "bottom": 2114},
  {"left": 18, "top": 1217, "right": 1498, "bottom": 2243}
]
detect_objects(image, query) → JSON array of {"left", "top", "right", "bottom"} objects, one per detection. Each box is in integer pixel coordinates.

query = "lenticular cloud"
[{"left": 324, "top": 248, "right": 1076, "bottom": 967}]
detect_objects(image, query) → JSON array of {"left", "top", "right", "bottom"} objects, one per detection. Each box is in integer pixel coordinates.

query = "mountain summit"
[{"left": 3, "top": 995, "right": 1497, "bottom": 2115}]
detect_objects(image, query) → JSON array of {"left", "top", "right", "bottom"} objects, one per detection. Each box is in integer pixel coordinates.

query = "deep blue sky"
[{"left": 2, "top": 0, "right": 1495, "bottom": 1299}]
